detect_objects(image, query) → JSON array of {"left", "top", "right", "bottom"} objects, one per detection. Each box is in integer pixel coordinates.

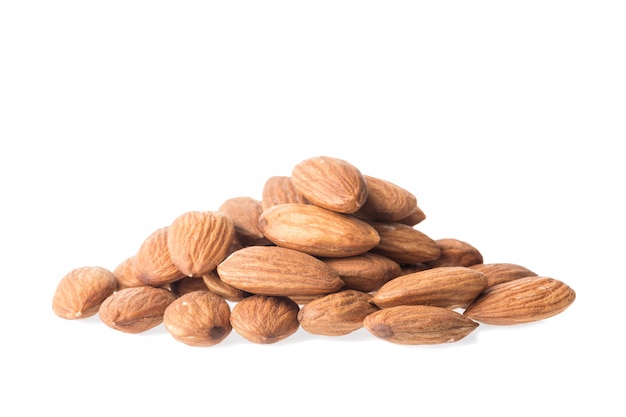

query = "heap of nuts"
[{"left": 52, "top": 155, "right": 576, "bottom": 346}]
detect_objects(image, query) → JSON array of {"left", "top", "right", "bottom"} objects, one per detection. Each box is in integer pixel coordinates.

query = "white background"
[{"left": 1, "top": 1, "right": 625, "bottom": 416}]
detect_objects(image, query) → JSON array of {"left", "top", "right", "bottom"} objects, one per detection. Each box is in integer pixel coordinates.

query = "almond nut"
[
  {"left": 370, "top": 221, "right": 441, "bottom": 264},
  {"left": 424, "top": 238, "right": 484, "bottom": 268},
  {"left": 261, "top": 176, "right": 308, "bottom": 211},
  {"left": 321, "top": 253, "right": 401, "bottom": 293},
  {"left": 218, "top": 196, "right": 272, "bottom": 246},
  {"left": 354, "top": 175, "right": 417, "bottom": 222},
  {"left": 135, "top": 227, "right": 185, "bottom": 286},
  {"left": 201, "top": 270, "right": 252, "bottom": 302},
  {"left": 52, "top": 266, "right": 117, "bottom": 320},
  {"left": 468, "top": 263, "right": 537, "bottom": 288},
  {"left": 230, "top": 295, "right": 300, "bottom": 344}
]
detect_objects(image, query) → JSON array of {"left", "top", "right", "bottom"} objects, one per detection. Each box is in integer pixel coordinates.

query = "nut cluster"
[{"left": 52, "top": 155, "right": 576, "bottom": 346}]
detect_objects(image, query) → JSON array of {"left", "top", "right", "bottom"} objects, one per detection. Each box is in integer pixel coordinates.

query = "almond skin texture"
[
  {"left": 261, "top": 176, "right": 308, "bottom": 211},
  {"left": 463, "top": 276, "right": 576, "bottom": 325},
  {"left": 167, "top": 211, "right": 236, "bottom": 277},
  {"left": 169, "top": 276, "right": 210, "bottom": 297},
  {"left": 291, "top": 156, "right": 368, "bottom": 214},
  {"left": 202, "top": 270, "right": 252, "bottom": 302},
  {"left": 163, "top": 290, "right": 232, "bottom": 347},
  {"left": 354, "top": 175, "right": 417, "bottom": 222},
  {"left": 364, "top": 305, "right": 479, "bottom": 345},
  {"left": 322, "top": 253, "right": 401, "bottom": 293},
  {"left": 469, "top": 263, "right": 537, "bottom": 288},
  {"left": 370, "top": 222, "right": 441, "bottom": 264},
  {"left": 113, "top": 256, "right": 144, "bottom": 289},
  {"left": 298, "top": 290, "right": 380, "bottom": 336},
  {"left": 259, "top": 203, "right": 380, "bottom": 257},
  {"left": 230, "top": 295, "right": 300, "bottom": 344},
  {"left": 217, "top": 246, "right": 344, "bottom": 296},
  {"left": 218, "top": 196, "right": 272, "bottom": 246},
  {"left": 135, "top": 227, "right": 185, "bottom": 286},
  {"left": 396, "top": 205, "right": 427, "bottom": 226},
  {"left": 371, "top": 267, "right": 488, "bottom": 309},
  {"left": 52, "top": 266, "right": 117, "bottom": 320},
  {"left": 98, "top": 286, "right": 176, "bottom": 334},
  {"left": 424, "top": 238, "right": 484, "bottom": 268}
]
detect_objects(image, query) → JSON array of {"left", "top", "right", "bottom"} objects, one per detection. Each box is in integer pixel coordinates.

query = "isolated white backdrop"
[{"left": 1, "top": 1, "right": 624, "bottom": 416}]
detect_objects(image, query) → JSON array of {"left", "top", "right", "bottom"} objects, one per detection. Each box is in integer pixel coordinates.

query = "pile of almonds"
[{"left": 52, "top": 156, "right": 576, "bottom": 346}]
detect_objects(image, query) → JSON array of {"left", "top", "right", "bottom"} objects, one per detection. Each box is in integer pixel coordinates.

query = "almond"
[
  {"left": 321, "top": 253, "right": 401, "bottom": 293},
  {"left": 370, "top": 222, "right": 441, "bottom": 264},
  {"left": 52, "top": 266, "right": 117, "bottom": 320},
  {"left": 298, "top": 290, "right": 379, "bottom": 336},
  {"left": 424, "top": 238, "right": 484, "bottom": 268},
  {"left": 217, "top": 246, "right": 344, "bottom": 296},
  {"left": 291, "top": 155, "right": 367, "bottom": 214},
  {"left": 261, "top": 176, "right": 308, "bottom": 211},
  {"left": 98, "top": 286, "right": 176, "bottom": 333},
  {"left": 259, "top": 203, "right": 380, "bottom": 257},
  {"left": 112, "top": 256, "right": 144, "bottom": 289},
  {"left": 364, "top": 305, "right": 479, "bottom": 345},
  {"left": 163, "top": 290, "right": 232, "bottom": 347},
  {"left": 396, "top": 205, "right": 427, "bottom": 226},
  {"left": 169, "top": 276, "right": 210, "bottom": 297},
  {"left": 230, "top": 295, "right": 300, "bottom": 344},
  {"left": 354, "top": 175, "right": 417, "bottom": 222},
  {"left": 167, "top": 211, "right": 235, "bottom": 277},
  {"left": 218, "top": 196, "right": 272, "bottom": 246},
  {"left": 463, "top": 276, "right": 576, "bottom": 325},
  {"left": 202, "top": 270, "right": 251, "bottom": 302},
  {"left": 135, "top": 227, "right": 185, "bottom": 286},
  {"left": 371, "top": 266, "right": 488, "bottom": 309},
  {"left": 468, "top": 263, "right": 537, "bottom": 288}
]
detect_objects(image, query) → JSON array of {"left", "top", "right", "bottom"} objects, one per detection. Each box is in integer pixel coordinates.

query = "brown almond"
[
  {"left": 322, "top": 253, "right": 401, "bottom": 293},
  {"left": 261, "top": 176, "right": 308, "bottom": 211},
  {"left": 230, "top": 295, "right": 300, "bottom": 344},
  {"left": 468, "top": 263, "right": 538, "bottom": 288},
  {"left": 463, "top": 276, "right": 576, "bottom": 325},
  {"left": 399, "top": 263, "right": 430, "bottom": 276},
  {"left": 291, "top": 155, "right": 368, "bottom": 214},
  {"left": 163, "top": 290, "right": 232, "bottom": 347},
  {"left": 218, "top": 196, "right": 272, "bottom": 246},
  {"left": 52, "top": 266, "right": 117, "bottom": 320},
  {"left": 98, "top": 286, "right": 176, "bottom": 333},
  {"left": 169, "top": 276, "right": 210, "bottom": 297},
  {"left": 113, "top": 256, "right": 144, "bottom": 289},
  {"left": 298, "top": 290, "right": 379, "bottom": 336},
  {"left": 217, "top": 246, "right": 344, "bottom": 297},
  {"left": 396, "top": 205, "right": 427, "bottom": 226},
  {"left": 364, "top": 305, "right": 479, "bottom": 345},
  {"left": 424, "top": 238, "right": 484, "bottom": 268},
  {"left": 135, "top": 227, "right": 185, "bottom": 286},
  {"left": 354, "top": 175, "right": 417, "bottom": 222},
  {"left": 202, "top": 270, "right": 252, "bottom": 302},
  {"left": 370, "top": 222, "right": 441, "bottom": 264},
  {"left": 167, "top": 211, "right": 235, "bottom": 277},
  {"left": 259, "top": 203, "right": 380, "bottom": 257},
  {"left": 371, "top": 266, "right": 488, "bottom": 309}
]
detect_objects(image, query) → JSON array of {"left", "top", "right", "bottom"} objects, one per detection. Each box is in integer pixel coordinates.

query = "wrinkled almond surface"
[
  {"left": 99, "top": 286, "right": 176, "bottom": 333},
  {"left": 135, "top": 227, "right": 185, "bottom": 286},
  {"left": 354, "top": 175, "right": 417, "bottom": 222},
  {"left": 322, "top": 253, "right": 401, "bottom": 293},
  {"left": 469, "top": 263, "right": 537, "bottom": 288},
  {"left": 218, "top": 196, "right": 271, "bottom": 246},
  {"left": 261, "top": 176, "right": 308, "bottom": 211},
  {"left": 370, "top": 222, "right": 441, "bottom": 264},
  {"left": 163, "top": 290, "right": 232, "bottom": 347},
  {"left": 202, "top": 270, "right": 251, "bottom": 302},
  {"left": 230, "top": 295, "right": 300, "bottom": 344},
  {"left": 425, "top": 238, "right": 484, "bottom": 268},
  {"left": 52, "top": 266, "right": 117, "bottom": 320},
  {"left": 259, "top": 203, "right": 380, "bottom": 257},
  {"left": 364, "top": 305, "right": 479, "bottom": 345},
  {"left": 113, "top": 256, "right": 144, "bottom": 290}
]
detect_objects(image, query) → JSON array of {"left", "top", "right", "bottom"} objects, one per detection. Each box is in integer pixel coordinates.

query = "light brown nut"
[
  {"left": 113, "top": 256, "right": 144, "bottom": 290},
  {"left": 371, "top": 267, "right": 488, "bottom": 309},
  {"left": 463, "top": 276, "right": 576, "bottom": 325},
  {"left": 353, "top": 175, "right": 417, "bottom": 222},
  {"left": 202, "top": 270, "right": 251, "bottom": 302},
  {"left": 291, "top": 155, "right": 368, "bottom": 214},
  {"left": 52, "top": 266, "right": 117, "bottom": 320},
  {"left": 98, "top": 286, "right": 176, "bottom": 333},
  {"left": 135, "top": 227, "right": 185, "bottom": 287},
  {"left": 396, "top": 205, "right": 427, "bottom": 226},
  {"left": 424, "top": 238, "right": 484, "bottom": 268},
  {"left": 370, "top": 222, "right": 441, "bottom": 264},
  {"left": 169, "top": 276, "right": 209, "bottom": 297},
  {"left": 218, "top": 196, "right": 272, "bottom": 246},
  {"left": 230, "top": 295, "right": 300, "bottom": 344},
  {"left": 399, "top": 263, "right": 430, "bottom": 276},
  {"left": 167, "top": 211, "right": 236, "bottom": 277},
  {"left": 298, "top": 290, "right": 379, "bottom": 336},
  {"left": 321, "top": 253, "right": 401, "bottom": 293},
  {"left": 261, "top": 176, "right": 308, "bottom": 211},
  {"left": 468, "top": 263, "right": 537, "bottom": 288},
  {"left": 259, "top": 203, "right": 380, "bottom": 257},
  {"left": 163, "top": 290, "right": 232, "bottom": 347},
  {"left": 217, "top": 246, "right": 344, "bottom": 297},
  {"left": 364, "top": 305, "right": 479, "bottom": 345}
]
